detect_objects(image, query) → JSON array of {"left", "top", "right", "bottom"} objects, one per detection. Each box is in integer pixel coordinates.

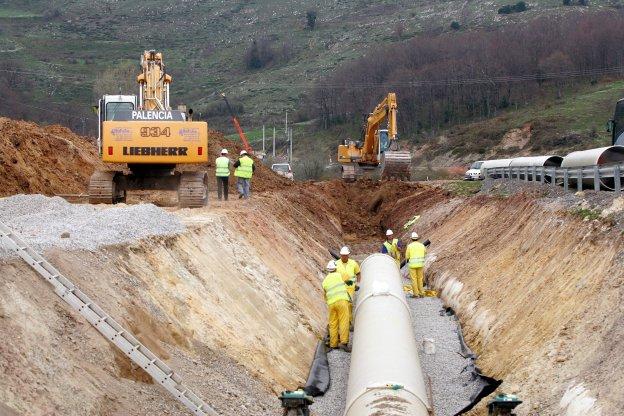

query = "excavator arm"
[
  {"left": 361, "top": 93, "right": 397, "bottom": 161},
  {"left": 221, "top": 93, "right": 252, "bottom": 153}
]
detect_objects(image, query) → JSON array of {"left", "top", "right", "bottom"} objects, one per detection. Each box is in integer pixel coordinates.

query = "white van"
[{"left": 464, "top": 160, "right": 485, "bottom": 181}]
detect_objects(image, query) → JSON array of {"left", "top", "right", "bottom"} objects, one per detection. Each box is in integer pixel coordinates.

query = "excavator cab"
[{"left": 379, "top": 129, "right": 390, "bottom": 152}]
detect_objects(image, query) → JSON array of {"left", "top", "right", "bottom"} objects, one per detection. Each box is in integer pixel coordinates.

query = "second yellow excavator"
[{"left": 337, "top": 93, "right": 411, "bottom": 181}]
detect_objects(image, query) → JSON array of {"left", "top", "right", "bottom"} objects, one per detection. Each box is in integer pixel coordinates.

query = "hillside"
[{"left": 0, "top": 0, "right": 618, "bottom": 133}]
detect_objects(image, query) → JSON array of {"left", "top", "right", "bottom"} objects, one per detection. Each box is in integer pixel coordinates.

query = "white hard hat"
[
  {"left": 411, "top": 232, "right": 419, "bottom": 240},
  {"left": 326, "top": 260, "right": 337, "bottom": 271},
  {"left": 339, "top": 246, "right": 350, "bottom": 255},
  {"left": 240, "top": 150, "right": 248, "bottom": 155},
  {"left": 220, "top": 148, "right": 228, "bottom": 154},
  {"left": 386, "top": 229, "right": 393, "bottom": 236}
]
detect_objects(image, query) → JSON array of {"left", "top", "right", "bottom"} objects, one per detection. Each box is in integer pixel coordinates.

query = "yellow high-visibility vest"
[
  {"left": 335, "top": 258, "right": 360, "bottom": 285},
  {"left": 215, "top": 156, "right": 230, "bottom": 177},
  {"left": 383, "top": 238, "right": 401, "bottom": 263},
  {"left": 405, "top": 241, "right": 426, "bottom": 269},
  {"left": 235, "top": 155, "right": 254, "bottom": 178},
  {"left": 322, "top": 271, "right": 350, "bottom": 305}
]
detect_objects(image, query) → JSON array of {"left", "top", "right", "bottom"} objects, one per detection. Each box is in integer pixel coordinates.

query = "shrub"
[
  {"left": 306, "top": 10, "right": 317, "bottom": 30},
  {"left": 450, "top": 21, "right": 461, "bottom": 30}
]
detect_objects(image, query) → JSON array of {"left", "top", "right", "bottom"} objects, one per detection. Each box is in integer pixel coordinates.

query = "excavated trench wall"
[
  {"left": 0, "top": 190, "right": 340, "bottom": 415},
  {"left": 402, "top": 192, "right": 624, "bottom": 415}
]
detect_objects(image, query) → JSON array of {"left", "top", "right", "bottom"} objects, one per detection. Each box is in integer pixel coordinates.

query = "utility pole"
[
  {"left": 289, "top": 127, "right": 293, "bottom": 164},
  {"left": 272, "top": 127, "right": 276, "bottom": 158},
  {"left": 262, "top": 125, "right": 265, "bottom": 154},
  {"left": 285, "top": 110, "right": 288, "bottom": 136}
]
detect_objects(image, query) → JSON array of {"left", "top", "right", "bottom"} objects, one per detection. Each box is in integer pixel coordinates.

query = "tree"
[
  {"left": 394, "top": 22, "right": 405, "bottom": 40},
  {"left": 306, "top": 10, "right": 317, "bottom": 30},
  {"left": 450, "top": 21, "right": 461, "bottom": 30},
  {"left": 92, "top": 61, "right": 137, "bottom": 100}
]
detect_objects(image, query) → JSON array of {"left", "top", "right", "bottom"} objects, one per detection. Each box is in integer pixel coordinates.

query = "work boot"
[
  {"left": 239, "top": 194, "right": 243, "bottom": 199},
  {"left": 339, "top": 343, "right": 351, "bottom": 353}
]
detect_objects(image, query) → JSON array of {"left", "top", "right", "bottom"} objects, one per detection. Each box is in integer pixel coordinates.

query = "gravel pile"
[
  {"left": 0, "top": 194, "right": 184, "bottom": 257},
  {"left": 408, "top": 296, "right": 481, "bottom": 416},
  {"left": 309, "top": 349, "right": 350, "bottom": 416}
]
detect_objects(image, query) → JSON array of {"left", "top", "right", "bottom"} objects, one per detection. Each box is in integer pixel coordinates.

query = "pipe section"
[
  {"left": 561, "top": 146, "right": 624, "bottom": 189},
  {"left": 481, "top": 158, "right": 514, "bottom": 178},
  {"left": 508, "top": 155, "right": 562, "bottom": 167},
  {"left": 344, "top": 253, "right": 431, "bottom": 416}
]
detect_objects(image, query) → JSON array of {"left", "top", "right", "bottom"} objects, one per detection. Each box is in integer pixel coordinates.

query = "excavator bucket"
[{"left": 382, "top": 151, "right": 412, "bottom": 180}]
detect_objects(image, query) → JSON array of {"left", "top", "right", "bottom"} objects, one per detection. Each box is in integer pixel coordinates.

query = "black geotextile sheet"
[{"left": 303, "top": 340, "right": 331, "bottom": 396}]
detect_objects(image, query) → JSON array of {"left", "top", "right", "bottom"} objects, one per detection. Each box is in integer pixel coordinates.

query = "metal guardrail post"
[
  {"left": 531, "top": 166, "right": 536, "bottom": 182},
  {"left": 615, "top": 165, "right": 622, "bottom": 195},
  {"left": 563, "top": 168, "right": 569, "bottom": 192},
  {"left": 539, "top": 167, "right": 545, "bottom": 184},
  {"left": 593, "top": 166, "right": 600, "bottom": 191},
  {"left": 524, "top": 167, "right": 529, "bottom": 182},
  {"left": 551, "top": 167, "right": 557, "bottom": 187},
  {"left": 577, "top": 168, "right": 583, "bottom": 192}
]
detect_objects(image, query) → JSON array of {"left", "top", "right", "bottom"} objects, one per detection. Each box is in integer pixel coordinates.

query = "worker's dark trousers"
[{"left": 217, "top": 176, "right": 229, "bottom": 200}]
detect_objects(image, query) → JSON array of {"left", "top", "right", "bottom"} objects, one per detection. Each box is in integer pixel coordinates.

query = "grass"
[
  {"left": 570, "top": 207, "right": 602, "bottom": 221},
  {"left": 0, "top": 9, "right": 41, "bottom": 18},
  {"left": 440, "top": 180, "right": 483, "bottom": 196}
]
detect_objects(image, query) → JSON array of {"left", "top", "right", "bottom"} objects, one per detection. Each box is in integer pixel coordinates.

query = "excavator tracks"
[
  {"left": 178, "top": 172, "right": 208, "bottom": 208},
  {"left": 382, "top": 151, "right": 412, "bottom": 181},
  {"left": 88, "top": 171, "right": 126, "bottom": 204}
]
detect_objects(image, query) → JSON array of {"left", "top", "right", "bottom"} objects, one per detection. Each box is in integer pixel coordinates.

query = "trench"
[{"left": 2, "top": 178, "right": 621, "bottom": 415}]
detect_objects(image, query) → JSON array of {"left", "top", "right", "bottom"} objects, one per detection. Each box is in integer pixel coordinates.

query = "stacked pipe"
[{"left": 344, "top": 253, "right": 431, "bottom": 416}]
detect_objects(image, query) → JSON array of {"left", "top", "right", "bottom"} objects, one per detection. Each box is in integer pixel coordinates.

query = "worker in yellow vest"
[
  {"left": 381, "top": 229, "right": 401, "bottom": 267},
  {"left": 322, "top": 260, "right": 352, "bottom": 352},
  {"left": 215, "top": 148, "right": 231, "bottom": 201},
  {"left": 405, "top": 232, "right": 427, "bottom": 298},
  {"left": 234, "top": 149, "right": 255, "bottom": 199},
  {"left": 335, "top": 246, "right": 360, "bottom": 326}
]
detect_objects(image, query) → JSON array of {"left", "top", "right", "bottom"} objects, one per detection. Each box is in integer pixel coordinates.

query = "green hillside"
[{"left": 0, "top": 0, "right": 617, "bottom": 130}]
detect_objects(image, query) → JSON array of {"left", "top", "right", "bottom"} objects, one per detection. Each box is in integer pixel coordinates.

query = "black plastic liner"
[
  {"left": 442, "top": 308, "right": 502, "bottom": 415},
  {"left": 303, "top": 340, "right": 331, "bottom": 397}
]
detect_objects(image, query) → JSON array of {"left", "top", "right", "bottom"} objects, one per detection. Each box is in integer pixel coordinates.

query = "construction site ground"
[{"left": 1, "top": 118, "right": 623, "bottom": 415}]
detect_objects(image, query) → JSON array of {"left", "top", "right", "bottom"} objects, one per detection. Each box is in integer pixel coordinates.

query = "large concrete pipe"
[
  {"left": 561, "top": 146, "right": 624, "bottom": 189},
  {"left": 344, "top": 253, "right": 431, "bottom": 416},
  {"left": 481, "top": 158, "right": 514, "bottom": 178},
  {"left": 509, "top": 155, "right": 563, "bottom": 182}
]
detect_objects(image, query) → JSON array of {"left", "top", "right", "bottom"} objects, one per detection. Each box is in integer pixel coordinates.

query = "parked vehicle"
[
  {"left": 271, "top": 163, "right": 294, "bottom": 181},
  {"left": 464, "top": 160, "right": 485, "bottom": 181}
]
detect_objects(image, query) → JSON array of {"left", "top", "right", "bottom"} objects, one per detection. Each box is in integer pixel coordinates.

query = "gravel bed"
[
  {"left": 408, "top": 295, "right": 481, "bottom": 416},
  {"left": 309, "top": 349, "right": 350, "bottom": 416},
  {"left": 0, "top": 194, "right": 184, "bottom": 258}
]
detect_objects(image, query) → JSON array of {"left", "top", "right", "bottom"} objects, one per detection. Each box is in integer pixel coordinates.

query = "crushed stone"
[
  {"left": 0, "top": 194, "right": 184, "bottom": 258},
  {"left": 309, "top": 349, "right": 350, "bottom": 416},
  {"left": 408, "top": 296, "right": 481, "bottom": 416}
]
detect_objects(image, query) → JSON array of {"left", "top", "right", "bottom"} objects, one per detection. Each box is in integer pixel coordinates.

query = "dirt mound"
[{"left": 0, "top": 118, "right": 101, "bottom": 197}]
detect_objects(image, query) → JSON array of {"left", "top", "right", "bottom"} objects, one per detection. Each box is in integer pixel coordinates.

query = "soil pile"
[{"left": 0, "top": 118, "right": 101, "bottom": 197}]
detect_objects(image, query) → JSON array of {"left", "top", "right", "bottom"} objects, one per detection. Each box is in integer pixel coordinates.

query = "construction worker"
[
  {"left": 335, "top": 246, "right": 360, "bottom": 326},
  {"left": 234, "top": 149, "right": 255, "bottom": 199},
  {"left": 322, "top": 260, "right": 352, "bottom": 352},
  {"left": 405, "top": 232, "right": 426, "bottom": 298},
  {"left": 381, "top": 229, "right": 401, "bottom": 266},
  {"left": 215, "top": 148, "right": 231, "bottom": 201}
]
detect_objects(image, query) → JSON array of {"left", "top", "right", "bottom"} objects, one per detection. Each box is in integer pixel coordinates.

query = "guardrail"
[{"left": 484, "top": 163, "right": 624, "bottom": 194}]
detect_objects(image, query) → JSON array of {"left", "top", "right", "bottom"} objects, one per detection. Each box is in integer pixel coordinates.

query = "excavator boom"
[{"left": 221, "top": 93, "right": 252, "bottom": 153}]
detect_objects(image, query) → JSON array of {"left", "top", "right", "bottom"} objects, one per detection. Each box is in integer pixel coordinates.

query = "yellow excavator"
[
  {"left": 337, "top": 93, "right": 411, "bottom": 181},
  {"left": 89, "top": 50, "right": 209, "bottom": 207}
]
